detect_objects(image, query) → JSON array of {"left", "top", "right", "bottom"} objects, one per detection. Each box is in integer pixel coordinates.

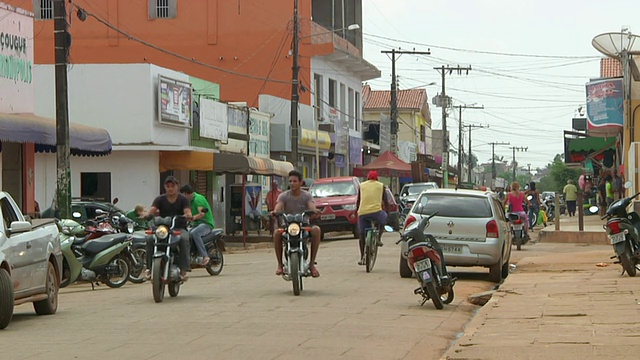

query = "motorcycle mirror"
[
  {"left": 112, "top": 197, "right": 119, "bottom": 204},
  {"left": 95, "top": 209, "right": 108, "bottom": 215},
  {"left": 624, "top": 181, "right": 632, "bottom": 189},
  {"left": 383, "top": 225, "right": 394, "bottom": 232},
  {"left": 588, "top": 205, "right": 599, "bottom": 214},
  {"left": 72, "top": 211, "right": 82, "bottom": 219}
]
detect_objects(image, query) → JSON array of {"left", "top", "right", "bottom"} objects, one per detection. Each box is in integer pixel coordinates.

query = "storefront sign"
[
  {"left": 586, "top": 78, "right": 623, "bottom": 137},
  {"left": 249, "top": 110, "right": 270, "bottom": 158},
  {"left": 227, "top": 106, "right": 247, "bottom": 134},
  {"left": 158, "top": 75, "right": 192, "bottom": 127},
  {"left": 199, "top": 98, "right": 228, "bottom": 141},
  {"left": 0, "top": 5, "right": 34, "bottom": 113},
  {"left": 349, "top": 136, "right": 362, "bottom": 165}
]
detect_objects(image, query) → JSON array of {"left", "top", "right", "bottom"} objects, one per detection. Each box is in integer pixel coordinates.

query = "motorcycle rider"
[
  {"left": 356, "top": 170, "right": 388, "bottom": 265},
  {"left": 144, "top": 176, "right": 192, "bottom": 281},
  {"left": 180, "top": 184, "right": 214, "bottom": 266},
  {"left": 270, "top": 170, "right": 321, "bottom": 278},
  {"left": 504, "top": 181, "right": 531, "bottom": 239},
  {"left": 526, "top": 181, "right": 541, "bottom": 231}
]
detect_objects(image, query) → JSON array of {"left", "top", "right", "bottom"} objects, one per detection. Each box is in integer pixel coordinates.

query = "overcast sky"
[{"left": 361, "top": 0, "right": 637, "bottom": 171}]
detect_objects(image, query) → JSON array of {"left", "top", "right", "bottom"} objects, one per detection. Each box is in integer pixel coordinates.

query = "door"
[{"left": 1, "top": 197, "right": 31, "bottom": 292}]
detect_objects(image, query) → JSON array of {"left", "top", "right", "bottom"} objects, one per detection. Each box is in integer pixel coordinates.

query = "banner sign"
[
  {"left": 158, "top": 75, "right": 192, "bottom": 127},
  {"left": 586, "top": 78, "right": 623, "bottom": 136}
]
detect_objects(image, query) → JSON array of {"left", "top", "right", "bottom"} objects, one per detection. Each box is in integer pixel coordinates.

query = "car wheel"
[
  {"left": 33, "top": 262, "right": 59, "bottom": 315},
  {"left": 489, "top": 253, "right": 503, "bottom": 283},
  {"left": 0, "top": 268, "right": 14, "bottom": 329},
  {"left": 399, "top": 253, "right": 412, "bottom": 278}
]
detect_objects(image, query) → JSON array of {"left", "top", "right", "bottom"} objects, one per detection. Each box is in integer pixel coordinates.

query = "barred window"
[
  {"left": 149, "top": 0, "right": 177, "bottom": 19},
  {"left": 34, "top": 0, "right": 53, "bottom": 20}
]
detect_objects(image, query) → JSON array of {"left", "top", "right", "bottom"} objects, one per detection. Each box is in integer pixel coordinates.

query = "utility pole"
[
  {"left": 467, "top": 124, "right": 486, "bottom": 183},
  {"left": 527, "top": 163, "right": 532, "bottom": 177},
  {"left": 54, "top": 0, "right": 71, "bottom": 219},
  {"left": 381, "top": 48, "right": 431, "bottom": 154},
  {"left": 434, "top": 65, "right": 472, "bottom": 188},
  {"left": 489, "top": 141, "right": 510, "bottom": 188},
  {"left": 509, "top": 146, "right": 528, "bottom": 182},
  {"left": 289, "top": 0, "right": 300, "bottom": 167},
  {"left": 455, "top": 104, "right": 483, "bottom": 184}
]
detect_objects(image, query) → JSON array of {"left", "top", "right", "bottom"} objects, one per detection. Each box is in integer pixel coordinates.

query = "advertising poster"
[
  {"left": 0, "top": 5, "right": 34, "bottom": 114},
  {"left": 585, "top": 78, "right": 623, "bottom": 137},
  {"left": 159, "top": 75, "right": 192, "bottom": 127}
]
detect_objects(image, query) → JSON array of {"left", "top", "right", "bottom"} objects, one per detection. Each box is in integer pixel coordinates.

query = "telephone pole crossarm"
[{"left": 509, "top": 146, "right": 528, "bottom": 181}]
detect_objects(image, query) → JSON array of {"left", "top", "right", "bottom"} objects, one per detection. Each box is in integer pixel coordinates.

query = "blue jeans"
[
  {"left": 190, "top": 223, "right": 212, "bottom": 257},
  {"left": 528, "top": 204, "right": 539, "bottom": 229},
  {"left": 358, "top": 210, "right": 388, "bottom": 235}
]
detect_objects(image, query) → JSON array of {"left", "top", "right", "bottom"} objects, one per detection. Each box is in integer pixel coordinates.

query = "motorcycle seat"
[
  {"left": 72, "top": 234, "right": 90, "bottom": 245},
  {"left": 201, "top": 229, "right": 224, "bottom": 243},
  {"left": 81, "top": 234, "right": 128, "bottom": 255}
]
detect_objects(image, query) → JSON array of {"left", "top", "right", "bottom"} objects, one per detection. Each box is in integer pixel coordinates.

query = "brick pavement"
[{"left": 442, "top": 242, "right": 640, "bottom": 360}]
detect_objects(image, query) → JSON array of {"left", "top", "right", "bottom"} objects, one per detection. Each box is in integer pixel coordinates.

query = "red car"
[{"left": 310, "top": 177, "right": 360, "bottom": 238}]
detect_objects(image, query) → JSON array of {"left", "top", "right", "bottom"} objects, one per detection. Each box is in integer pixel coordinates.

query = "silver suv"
[
  {"left": 399, "top": 182, "right": 439, "bottom": 209},
  {"left": 399, "top": 189, "right": 512, "bottom": 283}
]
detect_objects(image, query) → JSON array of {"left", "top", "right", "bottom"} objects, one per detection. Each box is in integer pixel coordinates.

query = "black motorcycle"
[
  {"left": 149, "top": 215, "right": 188, "bottom": 302},
  {"left": 274, "top": 210, "right": 316, "bottom": 296},
  {"left": 601, "top": 191, "right": 640, "bottom": 276},
  {"left": 389, "top": 212, "right": 455, "bottom": 310}
]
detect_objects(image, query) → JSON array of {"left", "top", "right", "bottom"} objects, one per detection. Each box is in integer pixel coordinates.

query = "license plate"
[
  {"left": 512, "top": 224, "right": 523, "bottom": 230},
  {"left": 442, "top": 245, "right": 463, "bottom": 254},
  {"left": 413, "top": 259, "right": 431, "bottom": 272},
  {"left": 320, "top": 214, "right": 335, "bottom": 220},
  {"left": 609, "top": 232, "right": 626, "bottom": 245}
]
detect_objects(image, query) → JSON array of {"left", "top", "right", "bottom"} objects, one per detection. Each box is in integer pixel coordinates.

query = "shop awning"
[
  {"left": 159, "top": 151, "right": 215, "bottom": 171},
  {"left": 300, "top": 128, "right": 331, "bottom": 150},
  {"left": 568, "top": 136, "right": 616, "bottom": 152},
  {"left": 214, "top": 153, "right": 293, "bottom": 177},
  {"left": 0, "top": 112, "right": 112, "bottom": 156}
]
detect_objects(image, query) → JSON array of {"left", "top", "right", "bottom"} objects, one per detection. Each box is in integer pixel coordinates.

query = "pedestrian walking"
[
  {"left": 563, "top": 179, "right": 578, "bottom": 217},
  {"left": 605, "top": 175, "right": 614, "bottom": 207},
  {"left": 612, "top": 172, "right": 622, "bottom": 201}
]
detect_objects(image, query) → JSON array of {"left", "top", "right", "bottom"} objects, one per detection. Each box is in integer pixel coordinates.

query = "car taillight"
[
  {"left": 404, "top": 215, "right": 417, "bottom": 229},
  {"left": 486, "top": 220, "right": 499, "bottom": 238},
  {"left": 607, "top": 220, "right": 622, "bottom": 234}
]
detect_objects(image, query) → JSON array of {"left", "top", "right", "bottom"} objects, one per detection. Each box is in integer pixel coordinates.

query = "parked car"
[
  {"left": 399, "top": 182, "right": 439, "bottom": 209},
  {"left": 310, "top": 177, "right": 360, "bottom": 238},
  {"left": 400, "top": 189, "right": 512, "bottom": 283},
  {"left": 0, "top": 191, "right": 62, "bottom": 329},
  {"left": 41, "top": 198, "right": 126, "bottom": 224}
]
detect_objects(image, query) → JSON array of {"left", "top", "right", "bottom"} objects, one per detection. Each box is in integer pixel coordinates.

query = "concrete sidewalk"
[
  {"left": 442, "top": 243, "right": 640, "bottom": 360},
  {"left": 537, "top": 213, "right": 607, "bottom": 245}
]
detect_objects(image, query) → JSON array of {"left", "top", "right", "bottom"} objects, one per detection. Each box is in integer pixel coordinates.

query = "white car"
[{"left": 399, "top": 189, "right": 512, "bottom": 283}]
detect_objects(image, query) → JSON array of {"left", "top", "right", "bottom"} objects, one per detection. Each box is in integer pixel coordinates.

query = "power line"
[
  {"left": 364, "top": 32, "right": 601, "bottom": 59},
  {"left": 71, "top": 4, "right": 291, "bottom": 84}
]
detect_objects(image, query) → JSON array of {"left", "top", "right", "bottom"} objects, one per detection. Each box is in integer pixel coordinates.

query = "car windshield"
[
  {"left": 413, "top": 194, "right": 492, "bottom": 218},
  {"left": 403, "top": 184, "right": 434, "bottom": 196},
  {"left": 310, "top": 182, "right": 357, "bottom": 198}
]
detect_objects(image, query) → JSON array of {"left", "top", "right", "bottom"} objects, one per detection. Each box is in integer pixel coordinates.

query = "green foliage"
[{"left": 538, "top": 154, "right": 582, "bottom": 193}]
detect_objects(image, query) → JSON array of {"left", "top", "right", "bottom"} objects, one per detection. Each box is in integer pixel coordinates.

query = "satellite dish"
[{"left": 592, "top": 32, "right": 640, "bottom": 58}]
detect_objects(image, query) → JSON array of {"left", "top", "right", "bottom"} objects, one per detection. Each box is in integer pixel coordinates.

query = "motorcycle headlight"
[
  {"left": 343, "top": 204, "right": 357, "bottom": 211},
  {"left": 126, "top": 222, "right": 134, "bottom": 234},
  {"left": 287, "top": 223, "right": 301, "bottom": 236},
  {"left": 155, "top": 225, "right": 169, "bottom": 240}
]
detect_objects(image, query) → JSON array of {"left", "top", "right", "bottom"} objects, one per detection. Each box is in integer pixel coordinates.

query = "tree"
[{"left": 538, "top": 154, "right": 581, "bottom": 193}]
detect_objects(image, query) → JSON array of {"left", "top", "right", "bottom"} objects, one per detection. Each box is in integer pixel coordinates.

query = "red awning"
[{"left": 353, "top": 150, "right": 412, "bottom": 178}]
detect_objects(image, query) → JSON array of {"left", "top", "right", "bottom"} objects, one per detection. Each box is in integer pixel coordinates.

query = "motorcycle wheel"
[
  {"left": 620, "top": 251, "right": 637, "bottom": 277},
  {"left": 425, "top": 281, "right": 444, "bottom": 310},
  {"left": 290, "top": 252, "right": 302, "bottom": 296},
  {"left": 516, "top": 236, "right": 522, "bottom": 251},
  {"left": 128, "top": 248, "right": 147, "bottom": 284},
  {"left": 442, "top": 287, "right": 455, "bottom": 304},
  {"left": 152, "top": 258, "right": 166, "bottom": 303},
  {"left": 103, "top": 254, "right": 130, "bottom": 288},
  {"left": 205, "top": 245, "right": 224, "bottom": 276},
  {"left": 365, "top": 230, "right": 378, "bottom": 273},
  {"left": 168, "top": 279, "right": 180, "bottom": 297}
]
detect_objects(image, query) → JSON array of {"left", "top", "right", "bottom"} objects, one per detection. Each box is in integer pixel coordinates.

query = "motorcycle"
[
  {"left": 387, "top": 207, "right": 455, "bottom": 310},
  {"left": 274, "top": 210, "right": 316, "bottom": 296},
  {"left": 58, "top": 218, "right": 134, "bottom": 289},
  {"left": 601, "top": 184, "right": 640, "bottom": 276},
  {"left": 148, "top": 215, "right": 190, "bottom": 302},
  {"left": 508, "top": 213, "right": 529, "bottom": 251}
]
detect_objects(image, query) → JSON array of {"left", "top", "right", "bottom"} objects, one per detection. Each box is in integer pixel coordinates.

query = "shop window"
[
  {"left": 328, "top": 79, "right": 337, "bottom": 107},
  {"left": 34, "top": 0, "right": 53, "bottom": 20},
  {"left": 81, "top": 172, "right": 112, "bottom": 202},
  {"left": 149, "top": 0, "right": 177, "bottom": 19}
]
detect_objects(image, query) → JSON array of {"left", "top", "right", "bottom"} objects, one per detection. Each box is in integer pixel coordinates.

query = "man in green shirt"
[
  {"left": 605, "top": 175, "right": 615, "bottom": 206},
  {"left": 180, "top": 185, "right": 215, "bottom": 265},
  {"left": 563, "top": 179, "right": 578, "bottom": 217}
]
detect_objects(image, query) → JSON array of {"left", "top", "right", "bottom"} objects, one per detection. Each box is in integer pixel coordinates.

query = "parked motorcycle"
[
  {"left": 274, "top": 210, "right": 316, "bottom": 296},
  {"left": 601, "top": 183, "right": 640, "bottom": 276},
  {"left": 148, "top": 215, "right": 190, "bottom": 302},
  {"left": 508, "top": 213, "right": 529, "bottom": 251},
  {"left": 58, "top": 218, "right": 133, "bottom": 288},
  {"left": 388, "top": 208, "right": 455, "bottom": 310}
]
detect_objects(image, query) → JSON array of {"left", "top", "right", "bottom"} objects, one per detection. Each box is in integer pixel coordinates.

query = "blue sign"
[{"left": 586, "top": 78, "right": 623, "bottom": 134}]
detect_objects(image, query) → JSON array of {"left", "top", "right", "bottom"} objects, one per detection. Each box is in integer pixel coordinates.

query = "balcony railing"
[{"left": 309, "top": 22, "right": 361, "bottom": 58}]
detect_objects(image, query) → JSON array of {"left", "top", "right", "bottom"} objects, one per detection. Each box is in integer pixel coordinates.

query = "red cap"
[{"left": 367, "top": 171, "right": 379, "bottom": 180}]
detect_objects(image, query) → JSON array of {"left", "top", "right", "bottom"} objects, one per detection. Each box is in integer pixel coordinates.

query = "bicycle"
[{"left": 364, "top": 220, "right": 381, "bottom": 273}]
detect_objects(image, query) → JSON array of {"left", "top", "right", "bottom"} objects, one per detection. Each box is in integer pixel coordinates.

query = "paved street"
[{"left": 1, "top": 233, "right": 501, "bottom": 360}]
